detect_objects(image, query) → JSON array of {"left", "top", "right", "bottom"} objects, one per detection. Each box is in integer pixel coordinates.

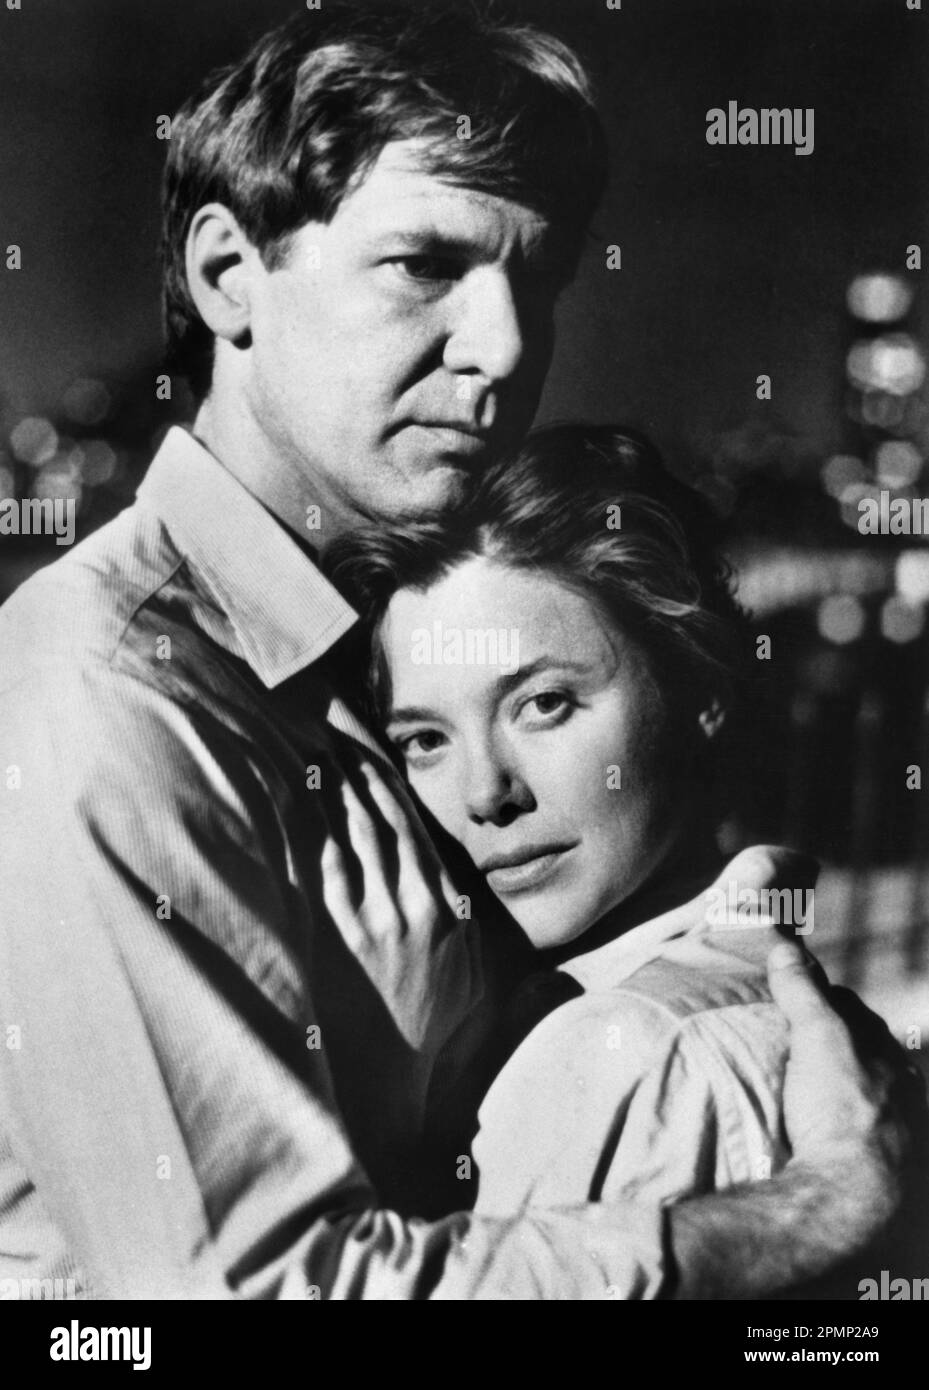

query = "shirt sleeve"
[
  {"left": 472, "top": 989, "right": 789, "bottom": 1222},
  {"left": 0, "top": 660, "right": 668, "bottom": 1300}
]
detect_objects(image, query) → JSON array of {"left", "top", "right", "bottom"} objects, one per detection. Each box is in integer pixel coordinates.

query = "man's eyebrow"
[
  {"left": 369, "top": 230, "right": 487, "bottom": 256},
  {"left": 368, "top": 229, "right": 559, "bottom": 268}
]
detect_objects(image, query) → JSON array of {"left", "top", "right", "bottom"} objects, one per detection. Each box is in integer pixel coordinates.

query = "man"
[{"left": 0, "top": 2, "right": 911, "bottom": 1299}]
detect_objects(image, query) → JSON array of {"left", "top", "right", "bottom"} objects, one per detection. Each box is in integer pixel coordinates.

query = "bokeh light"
[
  {"left": 77, "top": 440, "right": 118, "bottom": 486},
  {"left": 821, "top": 453, "right": 866, "bottom": 498},
  {"left": 9, "top": 417, "right": 58, "bottom": 466},
  {"left": 895, "top": 551, "right": 929, "bottom": 607},
  {"left": 874, "top": 439, "right": 923, "bottom": 488},
  {"left": 817, "top": 593, "right": 866, "bottom": 645},
  {"left": 61, "top": 378, "right": 112, "bottom": 427},
  {"left": 839, "top": 480, "right": 878, "bottom": 529},
  {"left": 847, "top": 334, "right": 926, "bottom": 397},
  {"left": 880, "top": 596, "right": 925, "bottom": 644},
  {"left": 860, "top": 390, "right": 906, "bottom": 430},
  {"left": 846, "top": 273, "right": 914, "bottom": 324}
]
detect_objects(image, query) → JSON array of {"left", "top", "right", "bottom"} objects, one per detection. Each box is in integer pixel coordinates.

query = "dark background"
[
  {"left": 0, "top": 0, "right": 925, "bottom": 446},
  {"left": 1, "top": 0, "right": 927, "bottom": 1045}
]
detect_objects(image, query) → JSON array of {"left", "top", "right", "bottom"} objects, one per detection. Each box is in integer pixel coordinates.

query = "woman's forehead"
[{"left": 381, "top": 556, "right": 630, "bottom": 715}]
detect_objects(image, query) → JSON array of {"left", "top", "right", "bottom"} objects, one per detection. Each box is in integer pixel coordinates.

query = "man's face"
[{"left": 241, "top": 140, "right": 567, "bottom": 524}]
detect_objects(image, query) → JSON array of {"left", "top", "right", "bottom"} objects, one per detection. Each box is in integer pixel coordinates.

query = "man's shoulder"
[{"left": 0, "top": 500, "right": 186, "bottom": 682}]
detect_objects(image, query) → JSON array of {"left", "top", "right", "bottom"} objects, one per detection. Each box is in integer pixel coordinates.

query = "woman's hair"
[
  {"left": 325, "top": 424, "right": 751, "bottom": 764},
  {"left": 161, "top": 0, "right": 607, "bottom": 397}
]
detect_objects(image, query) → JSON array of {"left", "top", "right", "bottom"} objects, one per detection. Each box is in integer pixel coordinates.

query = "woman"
[{"left": 324, "top": 423, "right": 816, "bottom": 1217}]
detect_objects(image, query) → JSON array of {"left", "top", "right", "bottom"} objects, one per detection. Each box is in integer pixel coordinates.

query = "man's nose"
[
  {"left": 443, "top": 268, "right": 525, "bottom": 386},
  {"left": 463, "top": 737, "right": 535, "bottom": 826}
]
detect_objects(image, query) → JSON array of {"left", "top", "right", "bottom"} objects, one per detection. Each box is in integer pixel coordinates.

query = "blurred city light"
[
  {"left": 846, "top": 334, "right": 926, "bottom": 396},
  {"left": 61, "top": 378, "right": 111, "bottom": 427},
  {"left": 895, "top": 550, "right": 929, "bottom": 606},
  {"left": 880, "top": 595, "right": 925, "bottom": 644},
  {"left": 817, "top": 593, "right": 866, "bottom": 644},
  {"left": 77, "top": 439, "right": 118, "bottom": 486},
  {"left": 846, "top": 272, "right": 914, "bottom": 324},
  {"left": 9, "top": 417, "right": 58, "bottom": 466},
  {"left": 874, "top": 439, "right": 923, "bottom": 488},
  {"left": 821, "top": 453, "right": 866, "bottom": 498},
  {"left": 860, "top": 390, "right": 906, "bottom": 429},
  {"left": 839, "top": 480, "right": 878, "bottom": 528},
  {"left": 34, "top": 475, "right": 83, "bottom": 513}
]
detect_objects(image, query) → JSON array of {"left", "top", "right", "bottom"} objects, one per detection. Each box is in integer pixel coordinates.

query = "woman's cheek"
[{"left": 407, "top": 763, "right": 459, "bottom": 839}]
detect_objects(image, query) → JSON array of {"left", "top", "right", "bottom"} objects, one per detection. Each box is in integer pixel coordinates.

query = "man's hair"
[
  {"left": 161, "top": 0, "right": 608, "bottom": 398},
  {"left": 326, "top": 423, "right": 751, "bottom": 799}
]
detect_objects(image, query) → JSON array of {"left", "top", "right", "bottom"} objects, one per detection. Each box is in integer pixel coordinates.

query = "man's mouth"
[
  {"left": 478, "top": 843, "right": 577, "bottom": 895},
  {"left": 414, "top": 422, "right": 492, "bottom": 457}
]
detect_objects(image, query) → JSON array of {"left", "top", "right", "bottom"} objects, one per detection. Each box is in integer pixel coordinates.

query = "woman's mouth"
[{"left": 481, "top": 844, "right": 576, "bottom": 895}]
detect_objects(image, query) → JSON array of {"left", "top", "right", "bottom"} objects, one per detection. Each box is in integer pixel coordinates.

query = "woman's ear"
[
  {"left": 698, "top": 697, "right": 727, "bottom": 740},
  {"left": 184, "top": 203, "right": 256, "bottom": 346}
]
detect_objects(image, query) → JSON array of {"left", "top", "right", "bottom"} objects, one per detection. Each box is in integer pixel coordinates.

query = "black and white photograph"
[{"left": 0, "top": 0, "right": 928, "bottom": 1339}]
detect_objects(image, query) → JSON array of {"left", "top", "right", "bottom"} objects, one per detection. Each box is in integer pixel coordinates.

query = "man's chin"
[{"left": 393, "top": 459, "right": 485, "bottom": 515}]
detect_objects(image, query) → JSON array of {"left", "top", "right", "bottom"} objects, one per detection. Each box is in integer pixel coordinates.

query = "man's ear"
[
  {"left": 698, "top": 697, "right": 727, "bottom": 740},
  {"left": 185, "top": 203, "right": 256, "bottom": 346}
]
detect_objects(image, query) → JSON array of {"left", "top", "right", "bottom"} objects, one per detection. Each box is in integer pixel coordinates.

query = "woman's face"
[{"left": 381, "top": 555, "right": 693, "bottom": 950}]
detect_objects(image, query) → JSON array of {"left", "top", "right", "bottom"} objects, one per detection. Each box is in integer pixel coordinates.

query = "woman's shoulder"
[{"left": 479, "top": 926, "right": 795, "bottom": 1160}]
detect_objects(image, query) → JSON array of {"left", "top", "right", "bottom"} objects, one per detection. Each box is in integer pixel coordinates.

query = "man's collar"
[{"left": 136, "top": 427, "right": 358, "bottom": 689}]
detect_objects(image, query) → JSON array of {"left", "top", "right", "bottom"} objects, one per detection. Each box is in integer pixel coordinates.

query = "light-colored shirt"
[
  {"left": 0, "top": 427, "right": 667, "bottom": 1300},
  {"left": 473, "top": 882, "right": 790, "bottom": 1218}
]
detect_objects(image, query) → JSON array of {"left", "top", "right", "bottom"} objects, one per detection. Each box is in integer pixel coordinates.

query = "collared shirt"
[
  {"left": 472, "top": 870, "right": 791, "bottom": 1218},
  {"left": 0, "top": 427, "right": 666, "bottom": 1300}
]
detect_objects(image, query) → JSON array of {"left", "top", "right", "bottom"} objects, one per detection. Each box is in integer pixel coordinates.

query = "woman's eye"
[
  {"left": 523, "top": 691, "right": 572, "bottom": 722},
  {"left": 396, "top": 729, "right": 447, "bottom": 761}
]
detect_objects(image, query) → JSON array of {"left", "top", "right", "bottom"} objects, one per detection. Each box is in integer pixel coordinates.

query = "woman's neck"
[{"left": 543, "top": 830, "right": 725, "bottom": 968}]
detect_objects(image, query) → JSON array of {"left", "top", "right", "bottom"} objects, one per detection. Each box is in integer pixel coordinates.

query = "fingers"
[
  {"left": 358, "top": 760, "right": 459, "bottom": 921},
  {"left": 766, "top": 941, "right": 834, "bottom": 1027},
  {"left": 767, "top": 939, "right": 828, "bottom": 1017},
  {"left": 319, "top": 828, "right": 365, "bottom": 954}
]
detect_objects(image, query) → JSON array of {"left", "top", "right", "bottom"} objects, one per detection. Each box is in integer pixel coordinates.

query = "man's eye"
[{"left": 392, "top": 255, "right": 463, "bottom": 284}]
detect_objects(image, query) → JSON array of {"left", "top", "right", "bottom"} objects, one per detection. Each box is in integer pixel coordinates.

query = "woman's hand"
[{"left": 320, "top": 756, "right": 479, "bottom": 1052}]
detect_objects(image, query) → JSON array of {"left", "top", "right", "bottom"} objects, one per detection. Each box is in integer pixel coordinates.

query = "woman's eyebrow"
[
  {"left": 386, "top": 704, "right": 443, "bottom": 726},
  {"left": 488, "top": 656, "right": 594, "bottom": 702},
  {"left": 387, "top": 658, "right": 593, "bottom": 727}
]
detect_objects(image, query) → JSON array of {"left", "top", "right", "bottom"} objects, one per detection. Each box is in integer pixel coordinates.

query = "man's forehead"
[{"left": 338, "top": 139, "right": 553, "bottom": 244}]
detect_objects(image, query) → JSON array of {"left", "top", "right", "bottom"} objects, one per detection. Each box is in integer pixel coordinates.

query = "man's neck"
[{"left": 191, "top": 392, "right": 363, "bottom": 553}]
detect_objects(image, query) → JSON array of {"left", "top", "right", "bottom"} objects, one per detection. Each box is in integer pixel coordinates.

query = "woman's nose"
[{"left": 463, "top": 742, "right": 535, "bottom": 826}]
